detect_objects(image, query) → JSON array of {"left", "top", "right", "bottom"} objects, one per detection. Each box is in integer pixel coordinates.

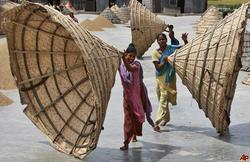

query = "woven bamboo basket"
[
  {"left": 129, "top": 0, "right": 167, "bottom": 58},
  {"left": 110, "top": 4, "right": 128, "bottom": 24},
  {"left": 119, "top": 3, "right": 130, "bottom": 22},
  {"left": 242, "top": 31, "right": 250, "bottom": 70},
  {"left": 100, "top": 7, "right": 121, "bottom": 24},
  {"left": 195, "top": 6, "right": 223, "bottom": 35},
  {"left": 168, "top": 3, "right": 248, "bottom": 135},
  {"left": 0, "top": 1, "right": 18, "bottom": 34},
  {"left": 2, "top": 2, "right": 120, "bottom": 159}
]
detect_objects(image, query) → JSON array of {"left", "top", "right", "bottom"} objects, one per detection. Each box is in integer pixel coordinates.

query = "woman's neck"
[{"left": 159, "top": 44, "right": 167, "bottom": 51}]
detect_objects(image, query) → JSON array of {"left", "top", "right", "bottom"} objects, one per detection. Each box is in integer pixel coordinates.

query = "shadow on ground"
[
  {"left": 166, "top": 122, "right": 250, "bottom": 147},
  {"left": 86, "top": 141, "right": 179, "bottom": 162}
]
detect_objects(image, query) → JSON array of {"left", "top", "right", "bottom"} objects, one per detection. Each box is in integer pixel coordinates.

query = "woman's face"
[
  {"left": 157, "top": 35, "right": 167, "bottom": 48},
  {"left": 125, "top": 52, "right": 136, "bottom": 63}
]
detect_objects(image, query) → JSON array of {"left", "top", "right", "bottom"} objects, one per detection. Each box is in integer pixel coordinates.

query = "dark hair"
[
  {"left": 156, "top": 33, "right": 167, "bottom": 40},
  {"left": 168, "top": 25, "right": 173, "bottom": 29},
  {"left": 125, "top": 43, "right": 137, "bottom": 54},
  {"left": 222, "top": 11, "right": 228, "bottom": 18}
]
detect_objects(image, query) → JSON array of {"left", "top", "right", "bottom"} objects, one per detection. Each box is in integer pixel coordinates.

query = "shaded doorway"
[
  {"left": 109, "top": 0, "right": 116, "bottom": 7},
  {"left": 177, "top": 0, "right": 184, "bottom": 13},
  {"left": 85, "top": 0, "right": 96, "bottom": 11},
  {"left": 153, "top": 0, "right": 161, "bottom": 13}
]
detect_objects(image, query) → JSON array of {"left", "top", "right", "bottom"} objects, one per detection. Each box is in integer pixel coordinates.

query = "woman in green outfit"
[{"left": 152, "top": 32, "right": 188, "bottom": 132}]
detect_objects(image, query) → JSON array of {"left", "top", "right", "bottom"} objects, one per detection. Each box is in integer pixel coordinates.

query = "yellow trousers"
[{"left": 155, "top": 85, "right": 170, "bottom": 126}]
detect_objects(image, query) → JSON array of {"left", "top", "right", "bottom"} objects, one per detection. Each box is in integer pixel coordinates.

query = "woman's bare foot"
[
  {"left": 153, "top": 125, "right": 160, "bottom": 132},
  {"left": 160, "top": 121, "right": 167, "bottom": 126},
  {"left": 120, "top": 145, "right": 128, "bottom": 150}
]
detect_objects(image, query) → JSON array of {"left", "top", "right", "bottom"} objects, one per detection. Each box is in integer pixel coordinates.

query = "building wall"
[
  {"left": 142, "top": 0, "right": 152, "bottom": 11},
  {"left": 184, "top": 0, "right": 206, "bottom": 13}
]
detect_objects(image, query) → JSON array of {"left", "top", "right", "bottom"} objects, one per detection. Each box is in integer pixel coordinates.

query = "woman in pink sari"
[{"left": 119, "top": 43, "right": 154, "bottom": 150}]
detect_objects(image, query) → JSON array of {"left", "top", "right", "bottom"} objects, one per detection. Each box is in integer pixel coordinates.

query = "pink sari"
[{"left": 119, "top": 61, "right": 145, "bottom": 145}]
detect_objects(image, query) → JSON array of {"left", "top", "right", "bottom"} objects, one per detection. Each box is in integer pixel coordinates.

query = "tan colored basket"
[
  {"left": 110, "top": 4, "right": 128, "bottom": 24},
  {"left": 119, "top": 3, "right": 130, "bottom": 22},
  {"left": 2, "top": 2, "right": 120, "bottom": 159},
  {"left": 129, "top": 0, "right": 167, "bottom": 58},
  {"left": 195, "top": 6, "right": 223, "bottom": 35},
  {"left": 242, "top": 30, "right": 250, "bottom": 70},
  {"left": 168, "top": 3, "right": 248, "bottom": 135},
  {"left": 0, "top": 1, "right": 18, "bottom": 34},
  {"left": 100, "top": 7, "right": 121, "bottom": 24}
]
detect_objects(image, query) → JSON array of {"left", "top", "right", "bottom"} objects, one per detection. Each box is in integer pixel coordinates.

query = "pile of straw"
[
  {"left": 80, "top": 19, "right": 103, "bottom": 31},
  {"left": 0, "top": 91, "right": 13, "bottom": 106},
  {"left": 92, "top": 15, "right": 115, "bottom": 28}
]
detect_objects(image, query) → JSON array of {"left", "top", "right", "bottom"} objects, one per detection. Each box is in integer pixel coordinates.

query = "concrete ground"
[{"left": 0, "top": 14, "right": 250, "bottom": 162}]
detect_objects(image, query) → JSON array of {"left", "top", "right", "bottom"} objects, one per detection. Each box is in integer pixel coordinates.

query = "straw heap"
[
  {"left": 2, "top": 2, "right": 120, "bottom": 159},
  {"left": 0, "top": 91, "right": 13, "bottom": 106},
  {"left": 80, "top": 19, "right": 103, "bottom": 31},
  {"left": 129, "top": 0, "right": 167, "bottom": 58},
  {"left": 168, "top": 4, "right": 248, "bottom": 135},
  {"left": 92, "top": 15, "right": 115, "bottom": 28}
]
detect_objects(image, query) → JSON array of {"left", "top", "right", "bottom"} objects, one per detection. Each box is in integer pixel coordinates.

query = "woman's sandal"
[
  {"left": 132, "top": 136, "right": 137, "bottom": 142},
  {"left": 120, "top": 145, "right": 128, "bottom": 150}
]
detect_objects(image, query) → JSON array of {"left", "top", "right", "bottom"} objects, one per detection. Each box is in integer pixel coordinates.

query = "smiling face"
[
  {"left": 157, "top": 34, "right": 167, "bottom": 49},
  {"left": 124, "top": 52, "right": 136, "bottom": 64}
]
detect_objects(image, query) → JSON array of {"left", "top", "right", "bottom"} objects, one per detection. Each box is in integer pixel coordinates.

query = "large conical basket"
[
  {"left": 129, "top": 0, "right": 167, "bottom": 58},
  {"left": 119, "top": 3, "right": 130, "bottom": 22},
  {"left": 110, "top": 4, "right": 128, "bottom": 23},
  {"left": 168, "top": 4, "right": 248, "bottom": 135},
  {"left": 2, "top": 3, "right": 120, "bottom": 159},
  {"left": 242, "top": 30, "right": 250, "bottom": 70},
  {"left": 100, "top": 7, "right": 121, "bottom": 24},
  {"left": 195, "top": 6, "right": 223, "bottom": 35},
  {"left": 0, "top": 1, "right": 18, "bottom": 34}
]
